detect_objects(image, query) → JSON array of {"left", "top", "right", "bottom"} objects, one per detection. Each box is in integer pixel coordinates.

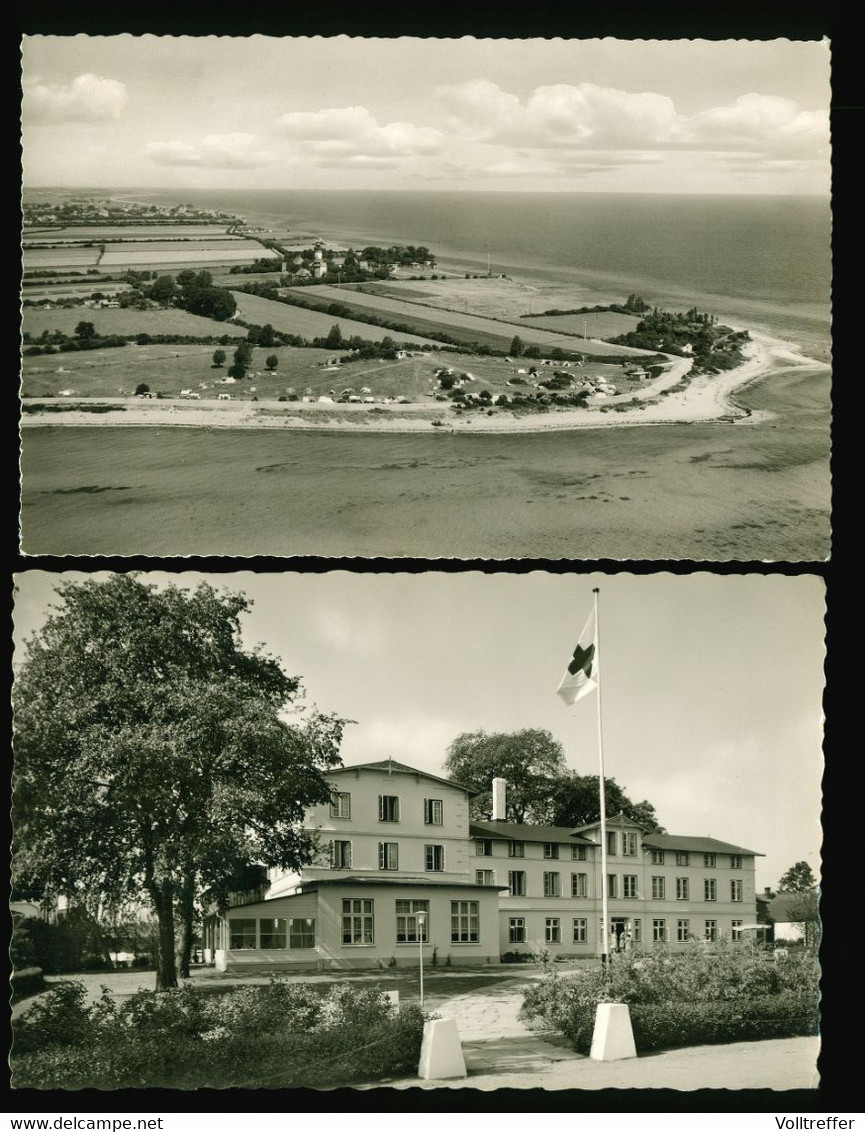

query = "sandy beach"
[{"left": 20, "top": 328, "right": 820, "bottom": 436}]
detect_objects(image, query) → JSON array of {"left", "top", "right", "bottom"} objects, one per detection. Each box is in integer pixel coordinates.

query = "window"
[
  {"left": 508, "top": 870, "right": 526, "bottom": 897},
  {"left": 703, "top": 853, "right": 716, "bottom": 868},
  {"left": 475, "top": 869, "right": 495, "bottom": 886},
  {"left": 424, "top": 798, "right": 443, "bottom": 826},
  {"left": 330, "top": 792, "right": 351, "bottom": 819},
  {"left": 730, "top": 879, "right": 743, "bottom": 902},
  {"left": 425, "top": 844, "right": 445, "bottom": 872},
  {"left": 652, "top": 918, "right": 667, "bottom": 943},
  {"left": 705, "top": 920, "right": 718, "bottom": 942},
  {"left": 623, "top": 875, "right": 638, "bottom": 899},
  {"left": 259, "top": 917, "right": 286, "bottom": 949},
  {"left": 622, "top": 832, "right": 638, "bottom": 857},
  {"left": 731, "top": 919, "right": 744, "bottom": 941},
  {"left": 476, "top": 839, "right": 493, "bottom": 856},
  {"left": 331, "top": 840, "right": 352, "bottom": 869},
  {"left": 289, "top": 918, "right": 315, "bottom": 949},
  {"left": 704, "top": 878, "right": 717, "bottom": 902},
  {"left": 571, "top": 872, "right": 588, "bottom": 898},
  {"left": 229, "top": 919, "right": 256, "bottom": 950},
  {"left": 451, "top": 900, "right": 479, "bottom": 943},
  {"left": 651, "top": 875, "right": 665, "bottom": 899},
  {"left": 543, "top": 871, "right": 561, "bottom": 897},
  {"left": 543, "top": 843, "right": 559, "bottom": 860},
  {"left": 633, "top": 918, "right": 642, "bottom": 944},
  {"left": 676, "top": 877, "right": 690, "bottom": 901},
  {"left": 509, "top": 917, "right": 526, "bottom": 944},
  {"left": 607, "top": 874, "right": 618, "bottom": 899},
  {"left": 730, "top": 854, "right": 742, "bottom": 869},
  {"left": 378, "top": 795, "right": 400, "bottom": 822},
  {"left": 395, "top": 899, "right": 428, "bottom": 943},
  {"left": 676, "top": 919, "right": 690, "bottom": 943},
  {"left": 342, "top": 899, "right": 374, "bottom": 945},
  {"left": 545, "top": 918, "right": 561, "bottom": 944},
  {"left": 676, "top": 850, "right": 690, "bottom": 867},
  {"left": 573, "top": 917, "right": 588, "bottom": 943},
  {"left": 378, "top": 842, "right": 399, "bottom": 870},
  {"left": 571, "top": 844, "right": 587, "bottom": 861},
  {"left": 508, "top": 841, "right": 525, "bottom": 858},
  {"left": 606, "top": 831, "right": 617, "bottom": 855},
  {"left": 651, "top": 849, "right": 665, "bottom": 865}
]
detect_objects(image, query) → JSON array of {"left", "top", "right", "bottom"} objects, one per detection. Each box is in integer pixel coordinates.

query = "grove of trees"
[
  {"left": 13, "top": 575, "right": 346, "bottom": 990},
  {"left": 443, "top": 729, "right": 663, "bottom": 830}
]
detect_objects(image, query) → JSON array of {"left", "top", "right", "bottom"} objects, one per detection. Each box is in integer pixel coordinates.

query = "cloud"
[
  {"left": 275, "top": 105, "right": 442, "bottom": 165},
  {"left": 437, "top": 80, "right": 828, "bottom": 160},
  {"left": 24, "top": 73, "right": 128, "bottom": 124},
  {"left": 311, "top": 607, "right": 388, "bottom": 657},
  {"left": 145, "top": 133, "right": 277, "bottom": 169}
]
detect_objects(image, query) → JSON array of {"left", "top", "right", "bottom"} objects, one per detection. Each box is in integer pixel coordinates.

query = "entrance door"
[{"left": 611, "top": 917, "right": 628, "bottom": 951}]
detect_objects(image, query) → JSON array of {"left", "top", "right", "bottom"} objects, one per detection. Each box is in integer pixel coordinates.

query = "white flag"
[{"left": 556, "top": 608, "right": 598, "bottom": 706}]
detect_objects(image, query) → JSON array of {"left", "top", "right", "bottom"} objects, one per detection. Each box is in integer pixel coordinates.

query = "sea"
[{"left": 21, "top": 190, "right": 831, "bottom": 559}]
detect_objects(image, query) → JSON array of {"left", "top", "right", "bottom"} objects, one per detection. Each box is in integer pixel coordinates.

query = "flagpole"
[{"left": 594, "top": 586, "right": 610, "bottom": 969}]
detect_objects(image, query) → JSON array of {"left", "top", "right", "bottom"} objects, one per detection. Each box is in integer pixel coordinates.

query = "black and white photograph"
[
  {"left": 19, "top": 35, "right": 830, "bottom": 560},
  {"left": 10, "top": 570, "right": 824, "bottom": 1093}
]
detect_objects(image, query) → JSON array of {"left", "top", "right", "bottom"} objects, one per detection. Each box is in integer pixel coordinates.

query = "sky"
[
  {"left": 20, "top": 36, "right": 831, "bottom": 194},
  {"left": 12, "top": 570, "right": 825, "bottom": 891}
]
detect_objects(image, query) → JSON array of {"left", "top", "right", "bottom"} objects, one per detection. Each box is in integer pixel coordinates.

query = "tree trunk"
[
  {"left": 176, "top": 872, "right": 195, "bottom": 980},
  {"left": 153, "top": 879, "right": 178, "bottom": 991}
]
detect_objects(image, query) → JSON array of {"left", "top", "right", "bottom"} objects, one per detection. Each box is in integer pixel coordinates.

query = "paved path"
[{"left": 380, "top": 984, "right": 820, "bottom": 1091}]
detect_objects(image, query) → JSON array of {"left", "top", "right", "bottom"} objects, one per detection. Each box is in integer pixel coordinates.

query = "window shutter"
[
  {"left": 378, "top": 795, "right": 384, "bottom": 821},
  {"left": 378, "top": 842, "right": 384, "bottom": 869},
  {"left": 346, "top": 842, "right": 352, "bottom": 868},
  {"left": 328, "top": 840, "right": 335, "bottom": 868}
]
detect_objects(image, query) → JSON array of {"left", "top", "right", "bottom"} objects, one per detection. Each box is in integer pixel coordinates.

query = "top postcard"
[{"left": 19, "top": 35, "right": 831, "bottom": 560}]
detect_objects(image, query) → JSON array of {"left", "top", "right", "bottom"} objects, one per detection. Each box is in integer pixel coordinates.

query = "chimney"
[
  {"left": 492, "top": 778, "right": 507, "bottom": 821},
  {"left": 764, "top": 887, "right": 773, "bottom": 898}
]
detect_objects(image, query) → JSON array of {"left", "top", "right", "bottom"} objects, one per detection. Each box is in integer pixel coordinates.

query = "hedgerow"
[{"left": 12, "top": 979, "right": 427, "bottom": 1090}]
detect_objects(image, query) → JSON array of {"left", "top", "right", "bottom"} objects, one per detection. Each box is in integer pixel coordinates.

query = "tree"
[
  {"left": 443, "top": 729, "right": 567, "bottom": 822},
  {"left": 212, "top": 349, "right": 227, "bottom": 368},
  {"left": 509, "top": 336, "right": 524, "bottom": 357},
  {"left": 74, "top": 321, "right": 96, "bottom": 340},
  {"left": 258, "top": 323, "right": 276, "bottom": 348},
  {"left": 548, "top": 773, "right": 664, "bottom": 831},
  {"left": 265, "top": 354, "right": 279, "bottom": 371},
  {"left": 324, "top": 323, "right": 344, "bottom": 349},
  {"left": 777, "top": 861, "right": 817, "bottom": 893},
  {"left": 134, "top": 383, "right": 150, "bottom": 396},
  {"left": 150, "top": 275, "right": 176, "bottom": 304},
  {"left": 13, "top": 575, "right": 345, "bottom": 991}
]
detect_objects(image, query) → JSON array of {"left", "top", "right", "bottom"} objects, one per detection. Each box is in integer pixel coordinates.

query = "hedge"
[{"left": 562, "top": 994, "right": 819, "bottom": 1056}]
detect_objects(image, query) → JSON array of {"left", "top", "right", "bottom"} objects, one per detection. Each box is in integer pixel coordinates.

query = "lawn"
[
  {"left": 22, "top": 306, "right": 237, "bottom": 339},
  {"left": 230, "top": 290, "right": 443, "bottom": 348}
]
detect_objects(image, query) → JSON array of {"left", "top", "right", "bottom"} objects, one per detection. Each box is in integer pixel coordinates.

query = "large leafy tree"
[
  {"left": 777, "top": 861, "right": 817, "bottom": 893},
  {"left": 549, "top": 773, "right": 665, "bottom": 832},
  {"left": 444, "top": 729, "right": 567, "bottom": 822},
  {"left": 13, "top": 575, "right": 345, "bottom": 990}
]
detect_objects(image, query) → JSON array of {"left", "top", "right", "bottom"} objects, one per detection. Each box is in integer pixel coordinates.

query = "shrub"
[{"left": 13, "top": 981, "right": 93, "bottom": 1053}]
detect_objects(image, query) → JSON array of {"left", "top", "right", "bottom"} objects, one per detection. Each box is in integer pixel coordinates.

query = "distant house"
[{"left": 766, "top": 891, "right": 820, "bottom": 945}]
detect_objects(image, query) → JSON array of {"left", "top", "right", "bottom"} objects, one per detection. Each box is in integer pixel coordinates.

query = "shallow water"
[{"left": 20, "top": 367, "right": 830, "bottom": 560}]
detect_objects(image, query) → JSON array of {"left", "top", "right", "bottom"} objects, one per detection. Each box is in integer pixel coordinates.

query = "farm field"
[
  {"left": 23, "top": 285, "right": 132, "bottom": 299},
  {"left": 100, "top": 245, "right": 278, "bottom": 267},
  {"left": 286, "top": 284, "right": 645, "bottom": 356},
  {"left": 23, "top": 248, "right": 102, "bottom": 268},
  {"left": 518, "top": 311, "right": 640, "bottom": 337},
  {"left": 230, "top": 291, "right": 443, "bottom": 348},
  {"left": 24, "top": 225, "right": 233, "bottom": 240},
  {"left": 22, "top": 306, "right": 235, "bottom": 339}
]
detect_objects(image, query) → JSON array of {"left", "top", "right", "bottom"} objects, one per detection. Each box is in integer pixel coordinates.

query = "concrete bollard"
[
  {"left": 418, "top": 1017, "right": 467, "bottom": 1079},
  {"left": 589, "top": 1003, "right": 637, "bottom": 1061}
]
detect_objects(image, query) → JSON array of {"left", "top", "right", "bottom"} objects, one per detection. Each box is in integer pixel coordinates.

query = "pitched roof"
[
  {"left": 328, "top": 760, "right": 473, "bottom": 793},
  {"left": 471, "top": 820, "right": 595, "bottom": 846},
  {"left": 641, "top": 833, "right": 763, "bottom": 856}
]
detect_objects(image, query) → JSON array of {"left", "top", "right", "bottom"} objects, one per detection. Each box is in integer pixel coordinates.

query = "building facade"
[{"left": 208, "top": 760, "right": 760, "bottom": 971}]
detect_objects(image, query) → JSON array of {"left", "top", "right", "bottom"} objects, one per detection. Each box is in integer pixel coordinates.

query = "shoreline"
[{"left": 20, "top": 329, "right": 822, "bottom": 436}]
